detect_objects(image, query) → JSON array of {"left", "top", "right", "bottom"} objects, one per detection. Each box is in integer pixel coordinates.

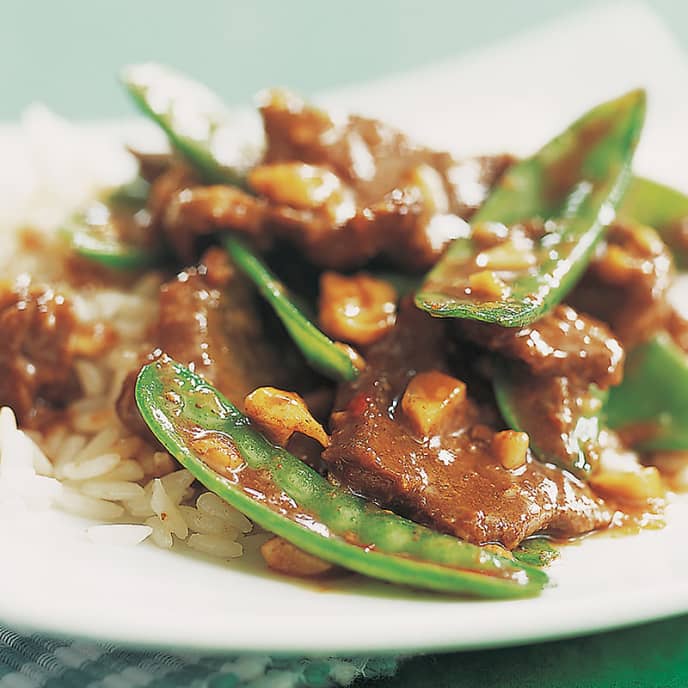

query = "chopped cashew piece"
[
  {"left": 401, "top": 370, "right": 466, "bottom": 437},
  {"left": 471, "top": 221, "right": 510, "bottom": 248},
  {"left": 467, "top": 270, "right": 510, "bottom": 299},
  {"left": 590, "top": 465, "right": 665, "bottom": 502},
  {"left": 189, "top": 434, "right": 245, "bottom": 474},
  {"left": 476, "top": 240, "right": 537, "bottom": 271},
  {"left": 244, "top": 387, "right": 330, "bottom": 448},
  {"left": 592, "top": 434, "right": 667, "bottom": 502},
  {"left": 260, "top": 536, "right": 336, "bottom": 577},
  {"left": 249, "top": 162, "right": 342, "bottom": 209},
  {"left": 319, "top": 272, "right": 397, "bottom": 346},
  {"left": 493, "top": 430, "right": 530, "bottom": 470}
]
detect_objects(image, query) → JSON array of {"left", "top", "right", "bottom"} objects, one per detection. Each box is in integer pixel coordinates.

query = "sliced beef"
[
  {"left": 323, "top": 306, "right": 612, "bottom": 548},
  {"left": 457, "top": 304, "right": 625, "bottom": 388},
  {"left": 116, "top": 248, "right": 304, "bottom": 437},
  {"left": 156, "top": 252, "right": 293, "bottom": 404},
  {"left": 162, "top": 185, "right": 268, "bottom": 261},
  {"left": 497, "top": 368, "right": 605, "bottom": 474},
  {"left": 127, "top": 149, "right": 175, "bottom": 183},
  {"left": 259, "top": 91, "right": 511, "bottom": 211},
  {"left": 162, "top": 90, "right": 514, "bottom": 270},
  {"left": 0, "top": 281, "right": 81, "bottom": 425},
  {"left": 569, "top": 221, "right": 674, "bottom": 347}
]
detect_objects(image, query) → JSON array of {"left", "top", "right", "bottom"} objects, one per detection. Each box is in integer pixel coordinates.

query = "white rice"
[
  {"left": 151, "top": 479, "right": 188, "bottom": 539},
  {"left": 196, "top": 492, "right": 253, "bottom": 533},
  {"left": 0, "top": 108, "right": 253, "bottom": 562},
  {"left": 56, "top": 487, "right": 126, "bottom": 521},
  {"left": 79, "top": 479, "right": 145, "bottom": 501},
  {"left": 187, "top": 534, "right": 244, "bottom": 559},
  {"left": 60, "top": 453, "right": 121, "bottom": 481}
]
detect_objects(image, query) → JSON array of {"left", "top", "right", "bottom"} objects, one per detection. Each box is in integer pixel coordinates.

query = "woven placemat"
[{"left": 0, "top": 628, "right": 400, "bottom": 688}]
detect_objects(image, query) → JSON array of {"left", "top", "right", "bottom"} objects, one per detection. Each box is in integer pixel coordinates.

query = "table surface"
[{"left": 3, "top": 2, "right": 688, "bottom": 686}]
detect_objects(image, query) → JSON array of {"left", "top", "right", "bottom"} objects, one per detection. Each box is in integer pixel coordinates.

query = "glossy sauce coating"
[{"left": 324, "top": 305, "right": 611, "bottom": 548}]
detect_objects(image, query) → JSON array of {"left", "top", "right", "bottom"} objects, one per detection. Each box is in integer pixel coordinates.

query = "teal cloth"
[
  {"left": 361, "top": 615, "right": 688, "bottom": 688},
  {"left": 3, "top": 615, "right": 688, "bottom": 687},
  {"left": 0, "top": 629, "right": 398, "bottom": 687}
]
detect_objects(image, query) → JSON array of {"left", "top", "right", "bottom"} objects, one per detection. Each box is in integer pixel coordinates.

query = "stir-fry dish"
[{"left": 5, "top": 64, "right": 688, "bottom": 599}]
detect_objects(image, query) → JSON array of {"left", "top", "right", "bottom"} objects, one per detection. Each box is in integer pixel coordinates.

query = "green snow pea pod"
[
  {"left": 122, "top": 63, "right": 251, "bottom": 188},
  {"left": 224, "top": 236, "right": 359, "bottom": 382},
  {"left": 135, "top": 356, "right": 548, "bottom": 598},
  {"left": 513, "top": 537, "right": 559, "bottom": 568},
  {"left": 606, "top": 334, "right": 688, "bottom": 451},
  {"left": 620, "top": 176, "right": 688, "bottom": 269},
  {"left": 416, "top": 89, "right": 646, "bottom": 326},
  {"left": 493, "top": 358, "right": 608, "bottom": 478},
  {"left": 62, "top": 178, "right": 166, "bottom": 270}
]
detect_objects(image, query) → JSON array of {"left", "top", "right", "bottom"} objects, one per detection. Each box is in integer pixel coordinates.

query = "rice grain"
[
  {"left": 145, "top": 516, "right": 173, "bottom": 549},
  {"left": 56, "top": 488, "right": 124, "bottom": 520},
  {"left": 178, "top": 505, "right": 240, "bottom": 538},
  {"left": 187, "top": 533, "right": 243, "bottom": 559},
  {"left": 75, "top": 359, "right": 107, "bottom": 398},
  {"left": 151, "top": 479, "right": 188, "bottom": 539},
  {"left": 80, "top": 479, "right": 145, "bottom": 501},
  {"left": 72, "top": 426, "right": 119, "bottom": 463},
  {"left": 61, "top": 453, "right": 121, "bottom": 480},
  {"left": 54, "top": 434, "right": 87, "bottom": 466},
  {"left": 159, "top": 469, "right": 195, "bottom": 503},
  {"left": 100, "top": 459, "right": 145, "bottom": 482},
  {"left": 197, "top": 492, "right": 253, "bottom": 533}
]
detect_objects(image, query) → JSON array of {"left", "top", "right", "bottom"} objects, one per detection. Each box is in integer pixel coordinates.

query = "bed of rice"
[{"left": 0, "top": 107, "right": 254, "bottom": 560}]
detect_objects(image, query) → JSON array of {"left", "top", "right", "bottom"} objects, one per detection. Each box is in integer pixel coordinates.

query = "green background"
[
  {"left": 1, "top": 0, "right": 687, "bottom": 120},
  {"left": 4, "top": 1, "right": 688, "bottom": 686}
]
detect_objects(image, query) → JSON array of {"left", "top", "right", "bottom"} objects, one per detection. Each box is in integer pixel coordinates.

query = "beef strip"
[
  {"left": 569, "top": 221, "right": 674, "bottom": 347},
  {"left": 0, "top": 281, "right": 81, "bottom": 425},
  {"left": 498, "top": 368, "right": 605, "bottom": 473},
  {"left": 127, "top": 149, "right": 175, "bottom": 183},
  {"left": 162, "top": 90, "right": 514, "bottom": 270},
  {"left": 116, "top": 247, "right": 305, "bottom": 437},
  {"left": 162, "top": 185, "right": 269, "bottom": 261},
  {"left": 456, "top": 304, "right": 625, "bottom": 388},
  {"left": 323, "top": 305, "right": 612, "bottom": 548}
]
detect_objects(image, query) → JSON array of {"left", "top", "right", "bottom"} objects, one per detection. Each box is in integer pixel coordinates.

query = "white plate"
[{"left": 3, "top": 1, "right": 688, "bottom": 656}]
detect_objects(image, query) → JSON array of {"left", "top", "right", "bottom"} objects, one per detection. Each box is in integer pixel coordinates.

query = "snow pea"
[
  {"left": 493, "top": 358, "right": 607, "bottom": 478},
  {"left": 135, "top": 356, "right": 548, "bottom": 597},
  {"left": 620, "top": 176, "right": 688, "bottom": 269},
  {"left": 62, "top": 179, "right": 166, "bottom": 270},
  {"left": 513, "top": 538, "right": 559, "bottom": 568},
  {"left": 223, "top": 236, "right": 359, "bottom": 382},
  {"left": 416, "top": 89, "right": 646, "bottom": 326},
  {"left": 606, "top": 334, "right": 688, "bottom": 451},
  {"left": 122, "top": 63, "right": 251, "bottom": 189}
]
